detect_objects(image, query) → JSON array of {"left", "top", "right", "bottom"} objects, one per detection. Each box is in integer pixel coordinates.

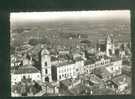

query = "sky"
[{"left": 10, "top": 10, "right": 130, "bottom": 23}]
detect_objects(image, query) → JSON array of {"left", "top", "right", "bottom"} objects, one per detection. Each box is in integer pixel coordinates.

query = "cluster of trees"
[
  {"left": 122, "top": 57, "right": 131, "bottom": 66},
  {"left": 14, "top": 28, "right": 24, "bottom": 33},
  {"left": 60, "top": 33, "right": 88, "bottom": 39},
  {"left": 10, "top": 46, "right": 15, "bottom": 54},
  {"left": 28, "top": 38, "right": 50, "bottom": 46},
  {"left": 84, "top": 50, "right": 96, "bottom": 62},
  {"left": 12, "top": 76, "right": 42, "bottom": 96}
]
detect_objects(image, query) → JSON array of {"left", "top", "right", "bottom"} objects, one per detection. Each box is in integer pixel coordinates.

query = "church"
[
  {"left": 97, "top": 33, "right": 117, "bottom": 57},
  {"left": 39, "top": 48, "right": 52, "bottom": 82}
]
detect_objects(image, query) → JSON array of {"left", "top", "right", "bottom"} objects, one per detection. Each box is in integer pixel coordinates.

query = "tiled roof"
[
  {"left": 51, "top": 56, "right": 59, "bottom": 62},
  {"left": 90, "top": 74, "right": 103, "bottom": 84},
  {"left": 84, "top": 60, "right": 95, "bottom": 65},
  {"left": 94, "top": 67, "right": 112, "bottom": 77},
  {"left": 61, "top": 79, "right": 73, "bottom": 86},
  {"left": 13, "top": 65, "right": 40, "bottom": 74},
  {"left": 58, "top": 54, "right": 69, "bottom": 60},
  {"left": 28, "top": 44, "right": 42, "bottom": 55},
  {"left": 98, "top": 39, "right": 106, "bottom": 45},
  {"left": 74, "top": 57, "right": 83, "bottom": 62},
  {"left": 53, "top": 61, "right": 74, "bottom": 67},
  {"left": 69, "top": 84, "right": 82, "bottom": 95},
  {"left": 61, "top": 78, "right": 79, "bottom": 86},
  {"left": 112, "top": 74, "right": 131, "bottom": 86},
  {"left": 111, "top": 57, "right": 121, "bottom": 62},
  {"left": 45, "top": 82, "right": 55, "bottom": 88}
]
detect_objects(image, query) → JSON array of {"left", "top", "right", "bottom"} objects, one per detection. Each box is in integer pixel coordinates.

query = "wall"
[{"left": 11, "top": 72, "right": 41, "bottom": 85}]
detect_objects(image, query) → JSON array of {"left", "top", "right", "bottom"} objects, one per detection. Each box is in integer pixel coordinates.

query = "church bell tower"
[
  {"left": 40, "top": 48, "right": 52, "bottom": 82},
  {"left": 106, "top": 33, "right": 114, "bottom": 57}
]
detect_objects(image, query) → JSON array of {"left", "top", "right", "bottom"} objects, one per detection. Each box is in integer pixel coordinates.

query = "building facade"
[
  {"left": 11, "top": 65, "right": 41, "bottom": 85},
  {"left": 106, "top": 59, "right": 122, "bottom": 77},
  {"left": 84, "top": 58, "right": 110, "bottom": 74},
  {"left": 52, "top": 59, "right": 84, "bottom": 81}
]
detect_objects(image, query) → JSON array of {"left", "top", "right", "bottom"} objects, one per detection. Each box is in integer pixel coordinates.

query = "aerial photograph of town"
[{"left": 10, "top": 10, "right": 131, "bottom": 96}]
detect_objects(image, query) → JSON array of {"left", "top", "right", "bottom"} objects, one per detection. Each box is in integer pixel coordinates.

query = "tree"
[
  {"left": 10, "top": 46, "right": 15, "bottom": 54},
  {"left": 39, "top": 38, "right": 50, "bottom": 45},
  {"left": 28, "top": 38, "right": 39, "bottom": 46},
  {"left": 120, "top": 43, "right": 125, "bottom": 51},
  {"left": 80, "top": 40, "right": 91, "bottom": 47}
]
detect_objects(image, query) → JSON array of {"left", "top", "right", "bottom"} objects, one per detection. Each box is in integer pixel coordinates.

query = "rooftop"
[
  {"left": 94, "top": 67, "right": 112, "bottom": 77},
  {"left": 52, "top": 60, "right": 74, "bottom": 67},
  {"left": 98, "top": 39, "right": 106, "bottom": 45},
  {"left": 28, "top": 44, "right": 42, "bottom": 55},
  {"left": 82, "top": 74, "right": 103, "bottom": 84},
  {"left": 84, "top": 60, "right": 95, "bottom": 65},
  {"left": 51, "top": 56, "right": 59, "bottom": 62},
  {"left": 58, "top": 54, "right": 69, "bottom": 60},
  {"left": 12, "top": 65, "right": 40, "bottom": 74},
  {"left": 111, "top": 56, "right": 121, "bottom": 62},
  {"left": 60, "top": 78, "right": 80, "bottom": 87},
  {"left": 74, "top": 57, "right": 83, "bottom": 62},
  {"left": 89, "top": 74, "right": 103, "bottom": 84},
  {"left": 69, "top": 84, "right": 82, "bottom": 95},
  {"left": 112, "top": 74, "right": 131, "bottom": 86}
]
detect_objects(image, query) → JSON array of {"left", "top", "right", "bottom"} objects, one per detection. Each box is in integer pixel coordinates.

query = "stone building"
[
  {"left": 106, "top": 34, "right": 115, "bottom": 57},
  {"left": 51, "top": 58, "right": 84, "bottom": 81},
  {"left": 11, "top": 65, "right": 41, "bottom": 85},
  {"left": 39, "top": 48, "right": 52, "bottom": 82}
]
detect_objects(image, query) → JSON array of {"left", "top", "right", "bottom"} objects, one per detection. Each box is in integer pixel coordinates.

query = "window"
[
  {"left": 111, "top": 67, "right": 113, "bottom": 71},
  {"left": 62, "top": 74, "right": 64, "bottom": 77},
  {"left": 109, "top": 49, "right": 112, "bottom": 55},
  {"left": 67, "top": 74, "right": 69, "bottom": 77},
  {"left": 37, "top": 75, "right": 40, "bottom": 78},
  {"left": 59, "top": 75, "right": 61, "bottom": 79},
  {"left": 59, "top": 69, "right": 61, "bottom": 73},
  {"left": 45, "top": 69, "right": 48, "bottom": 74},
  {"left": 28, "top": 75, "right": 30, "bottom": 78},
  {"left": 45, "top": 62, "right": 47, "bottom": 66}
]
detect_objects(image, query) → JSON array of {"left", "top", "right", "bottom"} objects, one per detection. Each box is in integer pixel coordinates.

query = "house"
[
  {"left": 59, "top": 78, "right": 81, "bottom": 90},
  {"left": 93, "top": 67, "right": 112, "bottom": 81},
  {"left": 107, "top": 57, "right": 122, "bottom": 76},
  {"left": 111, "top": 74, "right": 130, "bottom": 92},
  {"left": 84, "top": 57, "right": 110, "bottom": 74},
  {"left": 52, "top": 58, "right": 84, "bottom": 81},
  {"left": 11, "top": 65, "right": 41, "bottom": 85}
]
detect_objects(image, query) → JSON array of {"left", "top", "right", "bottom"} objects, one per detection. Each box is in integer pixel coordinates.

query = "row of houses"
[
  {"left": 11, "top": 48, "right": 123, "bottom": 84},
  {"left": 52, "top": 57, "right": 84, "bottom": 81}
]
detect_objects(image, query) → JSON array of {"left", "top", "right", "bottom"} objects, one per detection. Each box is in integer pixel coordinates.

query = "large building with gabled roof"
[{"left": 11, "top": 65, "right": 41, "bottom": 85}]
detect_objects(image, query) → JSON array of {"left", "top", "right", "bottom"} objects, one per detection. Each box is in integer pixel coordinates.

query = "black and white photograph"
[{"left": 10, "top": 10, "right": 131, "bottom": 96}]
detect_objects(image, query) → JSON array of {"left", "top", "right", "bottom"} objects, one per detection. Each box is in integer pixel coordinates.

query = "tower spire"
[
  {"left": 106, "top": 32, "right": 115, "bottom": 57},
  {"left": 107, "top": 32, "right": 111, "bottom": 42}
]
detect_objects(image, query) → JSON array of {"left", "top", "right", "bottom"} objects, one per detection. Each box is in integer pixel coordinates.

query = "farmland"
[{"left": 11, "top": 19, "right": 131, "bottom": 48}]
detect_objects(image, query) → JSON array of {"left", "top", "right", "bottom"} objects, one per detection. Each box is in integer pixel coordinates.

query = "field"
[{"left": 10, "top": 19, "right": 131, "bottom": 48}]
